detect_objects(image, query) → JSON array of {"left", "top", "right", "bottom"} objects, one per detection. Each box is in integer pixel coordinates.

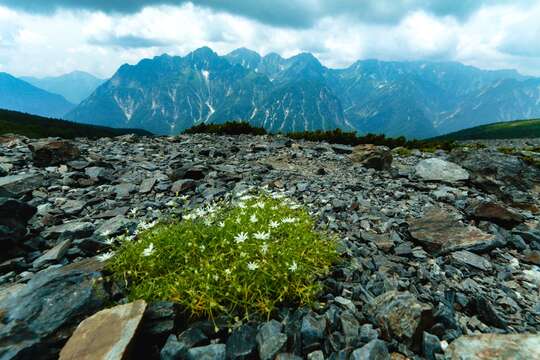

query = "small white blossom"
[
  {"left": 250, "top": 214, "right": 258, "bottom": 223},
  {"left": 260, "top": 243, "right": 269, "bottom": 254},
  {"left": 213, "top": 274, "right": 219, "bottom": 281},
  {"left": 203, "top": 218, "right": 212, "bottom": 226},
  {"left": 240, "top": 195, "right": 253, "bottom": 201},
  {"left": 281, "top": 217, "right": 298, "bottom": 224},
  {"left": 103, "top": 237, "right": 115, "bottom": 246},
  {"left": 252, "top": 201, "right": 265, "bottom": 209},
  {"left": 142, "top": 243, "right": 155, "bottom": 257},
  {"left": 195, "top": 208, "right": 206, "bottom": 217},
  {"left": 288, "top": 261, "right": 298, "bottom": 272},
  {"left": 247, "top": 261, "right": 259, "bottom": 271},
  {"left": 269, "top": 220, "right": 280, "bottom": 229},
  {"left": 254, "top": 231, "right": 270, "bottom": 240},
  {"left": 183, "top": 213, "right": 196, "bottom": 220},
  {"left": 97, "top": 251, "right": 114, "bottom": 262},
  {"left": 129, "top": 208, "right": 139, "bottom": 216},
  {"left": 237, "top": 202, "right": 247, "bottom": 209},
  {"left": 224, "top": 268, "right": 232, "bottom": 275},
  {"left": 218, "top": 221, "right": 225, "bottom": 228},
  {"left": 236, "top": 217, "right": 242, "bottom": 224},
  {"left": 234, "top": 232, "right": 249, "bottom": 244}
]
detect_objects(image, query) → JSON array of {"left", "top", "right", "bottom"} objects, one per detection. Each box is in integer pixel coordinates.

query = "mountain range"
[
  {"left": 0, "top": 72, "right": 74, "bottom": 119},
  {"left": 21, "top": 71, "right": 104, "bottom": 104},
  {"left": 66, "top": 47, "right": 540, "bottom": 138},
  {"left": 3, "top": 47, "right": 540, "bottom": 138}
]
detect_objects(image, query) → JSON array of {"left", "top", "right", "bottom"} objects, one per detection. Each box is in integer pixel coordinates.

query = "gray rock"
[
  {"left": 301, "top": 312, "right": 326, "bottom": 347},
  {"left": 368, "top": 291, "right": 433, "bottom": 348},
  {"left": 42, "top": 221, "right": 95, "bottom": 240},
  {"left": 226, "top": 324, "right": 257, "bottom": 359},
  {"left": 171, "top": 179, "right": 196, "bottom": 194},
  {"left": 140, "top": 178, "right": 157, "bottom": 194},
  {"left": 256, "top": 320, "right": 288, "bottom": 360},
  {"left": 160, "top": 335, "right": 186, "bottom": 360},
  {"left": 96, "top": 216, "right": 136, "bottom": 237},
  {"left": 307, "top": 350, "right": 325, "bottom": 360},
  {"left": 29, "top": 140, "right": 80, "bottom": 167},
  {"left": 446, "top": 333, "right": 540, "bottom": 359},
  {"left": 350, "top": 339, "right": 390, "bottom": 360},
  {"left": 187, "top": 344, "right": 226, "bottom": 360},
  {"left": 33, "top": 239, "right": 72, "bottom": 268},
  {"left": 0, "top": 173, "right": 44, "bottom": 196},
  {"left": 0, "top": 259, "right": 108, "bottom": 359},
  {"left": 350, "top": 145, "right": 392, "bottom": 171},
  {"left": 0, "top": 198, "right": 36, "bottom": 254},
  {"left": 160, "top": 335, "right": 187, "bottom": 360},
  {"left": 408, "top": 207, "right": 501, "bottom": 255},
  {"left": 450, "top": 250, "right": 492, "bottom": 271},
  {"left": 415, "top": 158, "right": 469, "bottom": 183}
]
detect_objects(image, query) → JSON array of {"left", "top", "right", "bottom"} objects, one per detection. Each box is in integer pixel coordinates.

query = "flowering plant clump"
[{"left": 106, "top": 193, "right": 339, "bottom": 320}]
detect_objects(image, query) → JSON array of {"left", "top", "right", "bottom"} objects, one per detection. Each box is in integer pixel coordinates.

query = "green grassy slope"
[
  {"left": 0, "top": 108, "right": 152, "bottom": 139},
  {"left": 434, "top": 119, "right": 540, "bottom": 140}
]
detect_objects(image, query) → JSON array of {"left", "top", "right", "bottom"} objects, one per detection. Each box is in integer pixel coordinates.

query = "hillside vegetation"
[
  {"left": 436, "top": 118, "right": 540, "bottom": 140},
  {"left": 0, "top": 108, "right": 152, "bottom": 139}
]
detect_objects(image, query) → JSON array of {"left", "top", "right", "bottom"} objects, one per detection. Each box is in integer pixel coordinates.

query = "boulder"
[
  {"left": 0, "top": 173, "right": 45, "bottom": 196},
  {"left": 466, "top": 200, "right": 524, "bottom": 229},
  {"left": 414, "top": 158, "right": 469, "bottom": 183},
  {"left": 0, "top": 198, "right": 36, "bottom": 260},
  {"left": 446, "top": 333, "right": 540, "bottom": 359},
  {"left": 449, "top": 250, "right": 492, "bottom": 271},
  {"left": 95, "top": 216, "right": 136, "bottom": 237},
  {"left": 32, "top": 239, "right": 72, "bottom": 268},
  {"left": 187, "top": 344, "right": 226, "bottom": 360},
  {"left": 368, "top": 291, "right": 433, "bottom": 349},
  {"left": 408, "top": 207, "right": 501, "bottom": 255},
  {"left": 0, "top": 258, "right": 108, "bottom": 359},
  {"left": 256, "top": 320, "right": 288, "bottom": 360},
  {"left": 30, "top": 140, "right": 80, "bottom": 167},
  {"left": 350, "top": 145, "right": 392, "bottom": 170},
  {"left": 59, "top": 300, "right": 147, "bottom": 360},
  {"left": 226, "top": 324, "right": 257, "bottom": 359},
  {"left": 350, "top": 339, "right": 390, "bottom": 360}
]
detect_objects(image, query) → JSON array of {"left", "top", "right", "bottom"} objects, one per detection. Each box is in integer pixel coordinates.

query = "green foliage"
[
  {"left": 106, "top": 194, "right": 338, "bottom": 321},
  {"left": 185, "top": 122, "right": 458, "bottom": 151},
  {"left": 184, "top": 121, "right": 267, "bottom": 136},
  {"left": 436, "top": 118, "right": 540, "bottom": 141},
  {"left": 0, "top": 108, "right": 152, "bottom": 139}
]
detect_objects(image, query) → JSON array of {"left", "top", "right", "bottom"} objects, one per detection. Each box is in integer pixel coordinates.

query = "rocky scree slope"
[{"left": 1, "top": 133, "right": 540, "bottom": 359}]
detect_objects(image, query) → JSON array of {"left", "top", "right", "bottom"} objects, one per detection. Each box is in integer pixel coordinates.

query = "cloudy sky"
[{"left": 0, "top": 0, "right": 539, "bottom": 78}]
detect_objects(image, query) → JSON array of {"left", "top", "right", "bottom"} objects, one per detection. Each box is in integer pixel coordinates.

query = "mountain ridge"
[{"left": 67, "top": 47, "right": 540, "bottom": 138}]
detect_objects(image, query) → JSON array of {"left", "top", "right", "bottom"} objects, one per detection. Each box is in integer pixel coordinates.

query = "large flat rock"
[
  {"left": 415, "top": 158, "right": 469, "bottom": 183},
  {"left": 408, "top": 207, "right": 500, "bottom": 255},
  {"left": 59, "top": 300, "right": 147, "bottom": 360},
  {"left": 446, "top": 333, "right": 540, "bottom": 359}
]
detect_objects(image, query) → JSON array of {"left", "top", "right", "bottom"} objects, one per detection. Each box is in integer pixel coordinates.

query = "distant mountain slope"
[
  {"left": 0, "top": 73, "right": 74, "bottom": 118},
  {"left": 435, "top": 118, "right": 540, "bottom": 140},
  {"left": 21, "top": 71, "right": 104, "bottom": 104},
  {"left": 0, "top": 108, "right": 152, "bottom": 139},
  {"left": 68, "top": 47, "right": 349, "bottom": 135},
  {"left": 67, "top": 47, "right": 540, "bottom": 138}
]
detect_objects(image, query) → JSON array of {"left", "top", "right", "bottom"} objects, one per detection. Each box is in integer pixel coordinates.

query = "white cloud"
[{"left": 0, "top": 1, "right": 539, "bottom": 78}]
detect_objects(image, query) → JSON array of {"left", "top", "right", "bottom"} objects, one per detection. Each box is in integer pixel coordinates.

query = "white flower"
[
  {"left": 240, "top": 194, "right": 253, "bottom": 201},
  {"left": 203, "top": 218, "right": 212, "bottom": 226},
  {"left": 247, "top": 261, "right": 259, "bottom": 271},
  {"left": 260, "top": 243, "right": 269, "bottom": 254},
  {"left": 250, "top": 214, "right": 258, "bottom": 223},
  {"left": 218, "top": 221, "right": 225, "bottom": 228},
  {"left": 213, "top": 274, "right": 219, "bottom": 281},
  {"left": 288, "top": 261, "right": 298, "bottom": 272},
  {"left": 97, "top": 251, "right": 114, "bottom": 262},
  {"left": 103, "top": 237, "right": 115, "bottom": 246},
  {"left": 237, "top": 202, "right": 247, "bottom": 209},
  {"left": 195, "top": 208, "right": 206, "bottom": 217},
  {"left": 183, "top": 213, "right": 196, "bottom": 220},
  {"left": 252, "top": 201, "right": 265, "bottom": 209},
  {"left": 129, "top": 208, "right": 138, "bottom": 216},
  {"left": 269, "top": 220, "right": 280, "bottom": 229},
  {"left": 254, "top": 231, "right": 270, "bottom": 240},
  {"left": 234, "top": 232, "right": 249, "bottom": 244},
  {"left": 281, "top": 217, "right": 298, "bottom": 224},
  {"left": 224, "top": 268, "right": 232, "bottom": 275},
  {"left": 236, "top": 217, "right": 242, "bottom": 224},
  {"left": 142, "top": 243, "right": 155, "bottom": 257},
  {"left": 289, "top": 204, "right": 301, "bottom": 210},
  {"left": 178, "top": 194, "right": 189, "bottom": 201}
]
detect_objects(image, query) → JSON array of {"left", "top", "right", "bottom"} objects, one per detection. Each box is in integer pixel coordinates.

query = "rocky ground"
[{"left": 1, "top": 133, "right": 540, "bottom": 360}]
